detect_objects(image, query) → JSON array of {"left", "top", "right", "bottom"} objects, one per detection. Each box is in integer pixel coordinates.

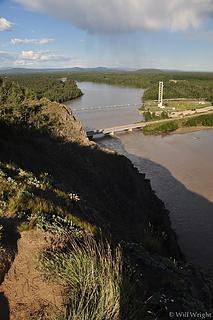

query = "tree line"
[
  {"left": 65, "top": 71, "right": 213, "bottom": 102},
  {"left": 5, "top": 74, "right": 82, "bottom": 103}
]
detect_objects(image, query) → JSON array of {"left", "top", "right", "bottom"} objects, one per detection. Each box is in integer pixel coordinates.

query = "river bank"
[
  {"left": 174, "top": 125, "right": 213, "bottom": 134},
  {"left": 143, "top": 112, "right": 213, "bottom": 135}
]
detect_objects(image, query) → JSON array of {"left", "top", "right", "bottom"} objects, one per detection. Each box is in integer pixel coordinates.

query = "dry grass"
[{"left": 40, "top": 236, "right": 135, "bottom": 320}]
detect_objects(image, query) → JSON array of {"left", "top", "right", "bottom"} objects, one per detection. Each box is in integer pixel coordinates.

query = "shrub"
[
  {"left": 143, "top": 120, "right": 179, "bottom": 135},
  {"left": 40, "top": 236, "right": 137, "bottom": 320},
  {"left": 183, "top": 114, "right": 213, "bottom": 127}
]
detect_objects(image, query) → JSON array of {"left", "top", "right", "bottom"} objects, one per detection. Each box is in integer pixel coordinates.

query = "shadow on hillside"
[
  {"left": 1, "top": 122, "right": 213, "bottom": 317},
  {"left": 0, "top": 217, "right": 20, "bottom": 320},
  {"left": 0, "top": 292, "right": 9, "bottom": 320},
  {"left": 1, "top": 121, "right": 213, "bottom": 267},
  {"left": 102, "top": 135, "right": 213, "bottom": 271},
  {"left": 0, "top": 121, "right": 172, "bottom": 246}
]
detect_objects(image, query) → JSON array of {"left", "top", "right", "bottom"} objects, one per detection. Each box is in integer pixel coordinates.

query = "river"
[
  {"left": 67, "top": 82, "right": 213, "bottom": 270},
  {"left": 67, "top": 82, "right": 143, "bottom": 130}
]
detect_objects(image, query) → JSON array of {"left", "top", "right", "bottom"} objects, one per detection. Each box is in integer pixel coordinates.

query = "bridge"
[
  {"left": 86, "top": 122, "right": 146, "bottom": 139},
  {"left": 73, "top": 103, "right": 141, "bottom": 112}
]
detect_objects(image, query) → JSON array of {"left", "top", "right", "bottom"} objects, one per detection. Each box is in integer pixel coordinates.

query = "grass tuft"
[{"left": 40, "top": 236, "right": 137, "bottom": 320}]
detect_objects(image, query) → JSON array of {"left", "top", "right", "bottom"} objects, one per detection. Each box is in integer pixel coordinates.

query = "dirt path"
[{"left": 0, "top": 229, "right": 64, "bottom": 320}]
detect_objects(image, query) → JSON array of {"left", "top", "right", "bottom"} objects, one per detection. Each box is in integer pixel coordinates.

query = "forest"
[
  {"left": 66, "top": 71, "right": 213, "bottom": 102},
  {"left": 4, "top": 70, "right": 213, "bottom": 104},
  {"left": 5, "top": 74, "right": 82, "bottom": 103}
]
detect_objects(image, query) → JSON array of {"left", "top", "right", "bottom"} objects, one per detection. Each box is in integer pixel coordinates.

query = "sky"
[{"left": 0, "top": 0, "right": 213, "bottom": 70}]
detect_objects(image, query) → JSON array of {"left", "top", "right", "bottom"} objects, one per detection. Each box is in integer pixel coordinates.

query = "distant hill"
[
  {"left": 0, "top": 66, "right": 129, "bottom": 75},
  {"left": 135, "top": 68, "right": 185, "bottom": 73},
  {"left": 135, "top": 68, "right": 165, "bottom": 73},
  {"left": 1, "top": 67, "right": 213, "bottom": 75}
]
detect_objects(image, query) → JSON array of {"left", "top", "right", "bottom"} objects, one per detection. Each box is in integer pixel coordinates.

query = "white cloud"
[
  {"left": 15, "top": 0, "right": 213, "bottom": 33},
  {"left": 0, "top": 17, "right": 13, "bottom": 31},
  {"left": 19, "top": 50, "right": 41, "bottom": 60},
  {"left": 39, "top": 38, "right": 54, "bottom": 44},
  {"left": 11, "top": 38, "right": 54, "bottom": 45},
  {"left": 0, "top": 49, "right": 73, "bottom": 67},
  {"left": 15, "top": 50, "right": 72, "bottom": 65}
]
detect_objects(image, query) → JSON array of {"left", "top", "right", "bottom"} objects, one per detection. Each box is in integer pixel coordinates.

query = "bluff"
[{"left": 0, "top": 90, "right": 213, "bottom": 319}]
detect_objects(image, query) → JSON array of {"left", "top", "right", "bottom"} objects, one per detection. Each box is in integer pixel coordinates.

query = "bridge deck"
[
  {"left": 86, "top": 122, "right": 146, "bottom": 137},
  {"left": 102, "top": 123, "right": 145, "bottom": 134},
  {"left": 86, "top": 110, "right": 213, "bottom": 138}
]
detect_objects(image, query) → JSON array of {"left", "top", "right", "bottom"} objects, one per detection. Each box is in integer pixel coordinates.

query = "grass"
[
  {"left": 40, "top": 236, "right": 138, "bottom": 320},
  {"left": 166, "top": 100, "right": 211, "bottom": 111},
  {"left": 141, "top": 99, "right": 211, "bottom": 112},
  {"left": 142, "top": 222, "right": 168, "bottom": 254},
  {"left": 0, "top": 161, "right": 95, "bottom": 235}
]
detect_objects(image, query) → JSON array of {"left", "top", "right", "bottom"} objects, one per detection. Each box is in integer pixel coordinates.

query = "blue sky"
[{"left": 1, "top": 0, "right": 213, "bottom": 70}]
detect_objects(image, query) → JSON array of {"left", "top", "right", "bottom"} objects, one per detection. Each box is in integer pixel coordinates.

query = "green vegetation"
[
  {"left": 5, "top": 70, "right": 213, "bottom": 105},
  {"left": 0, "top": 161, "right": 95, "bottom": 235},
  {"left": 164, "top": 99, "right": 211, "bottom": 110},
  {"left": 143, "top": 113, "right": 213, "bottom": 135},
  {"left": 40, "top": 236, "right": 138, "bottom": 320},
  {"left": 143, "top": 222, "right": 168, "bottom": 254},
  {"left": 3, "top": 74, "right": 82, "bottom": 103},
  {"left": 143, "top": 120, "right": 179, "bottom": 135},
  {"left": 143, "top": 110, "right": 169, "bottom": 122},
  {"left": 183, "top": 113, "right": 213, "bottom": 127},
  {"left": 143, "top": 79, "right": 213, "bottom": 102}
]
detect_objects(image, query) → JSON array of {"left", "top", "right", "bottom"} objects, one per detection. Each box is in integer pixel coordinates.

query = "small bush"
[
  {"left": 143, "top": 120, "right": 179, "bottom": 135},
  {"left": 183, "top": 113, "right": 213, "bottom": 127},
  {"left": 40, "top": 236, "right": 137, "bottom": 320},
  {"left": 17, "top": 221, "right": 34, "bottom": 233}
]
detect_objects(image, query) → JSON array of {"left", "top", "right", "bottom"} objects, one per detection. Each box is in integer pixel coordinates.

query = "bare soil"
[{"left": 0, "top": 229, "right": 64, "bottom": 320}]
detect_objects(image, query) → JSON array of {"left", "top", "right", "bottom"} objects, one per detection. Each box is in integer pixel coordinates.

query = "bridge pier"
[
  {"left": 110, "top": 131, "right": 115, "bottom": 136},
  {"left": 128, "top": 128, "right": 133, "bottom": 132}
]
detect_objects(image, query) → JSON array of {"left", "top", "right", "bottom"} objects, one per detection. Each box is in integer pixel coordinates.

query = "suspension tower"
[{"left": 158, "top": 81, "right": 164, "bottom": 108}]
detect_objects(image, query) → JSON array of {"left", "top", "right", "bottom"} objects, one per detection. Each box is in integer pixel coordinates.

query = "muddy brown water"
[{"left": 67, "top": 82, "right": 213, "bottom": 270}]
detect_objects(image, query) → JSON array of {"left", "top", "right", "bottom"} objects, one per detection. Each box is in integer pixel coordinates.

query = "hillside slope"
[{"left": 0, "top": 84, "right": 213, "bottom": 318}]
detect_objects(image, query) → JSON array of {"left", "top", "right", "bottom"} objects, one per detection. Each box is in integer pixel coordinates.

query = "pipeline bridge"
[{"left": 73, "top": 103, "right": 141, "bottom": 112}]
